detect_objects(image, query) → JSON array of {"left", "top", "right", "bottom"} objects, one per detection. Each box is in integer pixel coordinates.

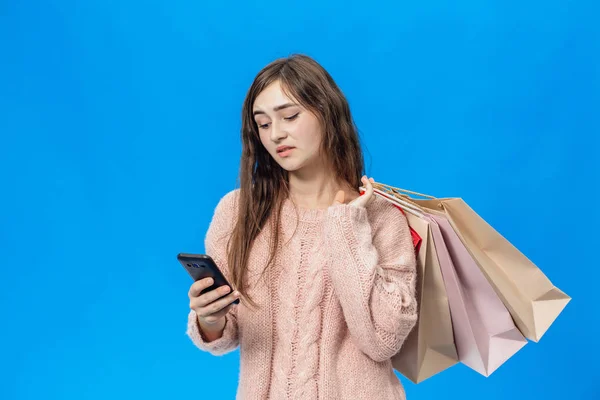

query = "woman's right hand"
[{"left": 188, "top": 278, "right": 240, "bottom": 326}]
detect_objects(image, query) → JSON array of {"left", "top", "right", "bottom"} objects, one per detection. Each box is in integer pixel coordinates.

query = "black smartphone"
[{"left": 177, "top": 253, "right": 240, "bottom": 305}]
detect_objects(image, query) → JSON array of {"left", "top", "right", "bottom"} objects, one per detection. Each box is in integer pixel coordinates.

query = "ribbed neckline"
[{"left": 282, "top": 197, "right": 329, "bottom": 222}]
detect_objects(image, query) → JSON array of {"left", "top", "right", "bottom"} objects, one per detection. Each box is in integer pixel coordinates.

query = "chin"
[
  {"left": 274, "top": 159, "right": 305, "bottom": 173},
  {"left": 278, "top": 164, "right": 302, "bottom": 172}
]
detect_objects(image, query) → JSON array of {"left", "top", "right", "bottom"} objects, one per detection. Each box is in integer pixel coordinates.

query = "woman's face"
[{"left": 253, "top": 80, "right": 324, "bottom": 173}]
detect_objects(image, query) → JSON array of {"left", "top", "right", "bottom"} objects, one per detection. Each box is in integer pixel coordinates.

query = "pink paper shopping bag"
[{"left": 427, "top": 212, "right": 527, "bottom": 376}]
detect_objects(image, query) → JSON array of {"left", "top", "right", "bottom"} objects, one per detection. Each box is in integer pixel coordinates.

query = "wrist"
[{"left": 197, "top": 315, "right": 226, "bottom": 341}]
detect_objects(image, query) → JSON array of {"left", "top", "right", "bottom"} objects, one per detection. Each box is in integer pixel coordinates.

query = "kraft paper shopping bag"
[
  {"left": 375, "top": 183, "right": 570, "bottom": 343},
  {"left": 388, "top": 205, "right": 458, "bottom": 383}
]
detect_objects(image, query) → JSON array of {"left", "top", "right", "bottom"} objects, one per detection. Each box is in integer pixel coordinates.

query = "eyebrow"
[{"left": 253, "top": 102, "right": 298, "bottom": 116}]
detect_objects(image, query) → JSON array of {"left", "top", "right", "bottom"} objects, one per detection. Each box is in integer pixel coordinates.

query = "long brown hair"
[{"left": 227, "top": 54, "right": 364, "bottom": 309}]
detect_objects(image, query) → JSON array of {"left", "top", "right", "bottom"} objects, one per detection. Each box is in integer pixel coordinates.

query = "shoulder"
[
  {"left": 215, "top": 188, "right": 241, "bottom": 214},
  {"left": 208, "top": 188, "right": 241, "bottom": 238},
  {"left": 366, "top": 195, "right": 409, "bottom": 231}
]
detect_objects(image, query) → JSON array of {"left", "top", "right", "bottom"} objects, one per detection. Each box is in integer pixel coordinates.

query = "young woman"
[{"left": 186, "top": 54, "right": 418, "bottom": 399}]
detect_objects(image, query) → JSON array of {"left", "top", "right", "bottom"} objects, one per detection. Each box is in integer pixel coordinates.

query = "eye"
[
  {"left": 257, "top": 122, "right": 270, "bottom": 130},
  {"left": 284, "top": 112, "right": 300, "bottom": 121}
]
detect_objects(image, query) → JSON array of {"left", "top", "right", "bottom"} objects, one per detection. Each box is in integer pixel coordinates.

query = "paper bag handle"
[
  {"left": 372, "top": 182, "right": 436, "bottom": 200},
  {"left": 371, "top": 187, "right": 426, "bottom": 218}
]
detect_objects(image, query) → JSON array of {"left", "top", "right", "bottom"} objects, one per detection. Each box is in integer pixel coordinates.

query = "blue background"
[{"left": 1, "top": 0, "right": 598, "bottom": 399}]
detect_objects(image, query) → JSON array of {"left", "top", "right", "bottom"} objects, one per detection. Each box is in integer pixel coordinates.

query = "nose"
[{"left": 270, "top": 121, "right": 288, "bottom": 142}]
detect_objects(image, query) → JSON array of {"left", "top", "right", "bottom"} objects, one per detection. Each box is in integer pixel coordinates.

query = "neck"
[{"left": 287, "top": 162, "right": 357, "bottom": 209}]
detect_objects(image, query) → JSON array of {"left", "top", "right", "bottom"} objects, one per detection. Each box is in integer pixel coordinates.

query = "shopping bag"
[
  {"left": 390, "top": 205, "right": 458, "bottom": 383},
  {"left": 429, "top": 212, "right": 528, "bottom": 375},
  {"left": 376, "top": 187, "right": 527, "bottom": 376},
  {"left": 375, "top": 183, "right": 571, "bottom": 343},
  {"left": 427, "top": 212, "right": 528, "bottom": 376}
]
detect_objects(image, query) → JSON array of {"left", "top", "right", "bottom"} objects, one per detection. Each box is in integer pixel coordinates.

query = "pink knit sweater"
[{"left": 186, "top": 189, "right": 418, "bottom": 399}]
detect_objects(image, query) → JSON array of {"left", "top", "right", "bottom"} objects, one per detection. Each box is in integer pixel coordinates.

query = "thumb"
[{"left": 333, "top": 190, "right": 345, "bottom": 205}]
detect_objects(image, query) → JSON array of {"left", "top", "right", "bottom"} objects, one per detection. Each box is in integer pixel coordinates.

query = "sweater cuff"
[{"left": 186, "top": 310, "right": 237, "bottom": 356}]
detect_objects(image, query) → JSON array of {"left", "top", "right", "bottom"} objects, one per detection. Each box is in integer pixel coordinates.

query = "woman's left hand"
[{"left": 333, "top": 176, "right": 376, "bottom": 208}]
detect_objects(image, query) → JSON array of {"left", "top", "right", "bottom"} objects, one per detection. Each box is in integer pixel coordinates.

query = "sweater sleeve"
[
  {"left": 186, "top": 190, "right": 240, "bottom": 356},
  {"left": 323, "top": 199, "right": 418, "bottom": 362}
]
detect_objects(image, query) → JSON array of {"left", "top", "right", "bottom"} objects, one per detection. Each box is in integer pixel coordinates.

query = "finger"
[
  {"left": 365, "top": 176, "right": 374, "bottom": 197},
  {"left": 351, "top": 177, "right": 374, "bottom": 208},
  {"left": 201, "top": 303, "right": 234, "bottom": 325},
  {"left": 189, "top": 277, "right": 215, "bottom": 297},
  {"left": 333, "top": 190, "right": 345, "bottom": 205},
  {"left": 208, "top": 303, "right": 234, "bottom": 321},
  {"left": 194, "top": 284, "right": 233, "bottom": 308},
  {"left": 369, "top": 177, "right": 375, "bottom": 183},
  {"left": 197, "top": 291, "right": 240, "bottom": 318},
  {"left": 358, "top": 176, "right": 367, "bottom": 192}
]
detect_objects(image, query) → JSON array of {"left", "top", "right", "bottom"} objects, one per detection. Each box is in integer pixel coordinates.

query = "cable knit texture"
[{"left": 186, "top": 189, "right": 418, "bottom": 399}]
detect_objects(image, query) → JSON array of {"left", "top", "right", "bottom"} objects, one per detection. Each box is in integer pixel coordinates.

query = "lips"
[{"left": 277, "top": 145, "right": 295, "bottom": 153}]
